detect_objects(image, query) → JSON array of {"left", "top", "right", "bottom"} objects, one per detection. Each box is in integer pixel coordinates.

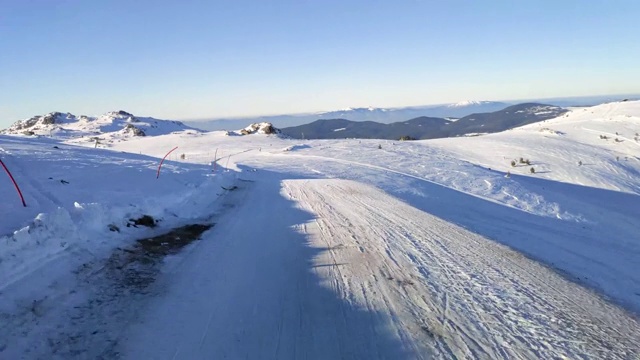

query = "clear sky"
[{"left": 1, "top": 0, "right": 639, "bottom": 125}]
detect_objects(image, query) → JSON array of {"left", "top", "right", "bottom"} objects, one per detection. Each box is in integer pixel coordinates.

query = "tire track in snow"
[
  {"left": 284, "top": 179, "right": 640, "bottom": 359},
  {"left": 317, "top": 194, "right": 419, "bottom": 357}
]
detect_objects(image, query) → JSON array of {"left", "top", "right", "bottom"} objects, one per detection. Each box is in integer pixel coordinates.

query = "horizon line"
[{"left": 180, "top": 92, "right": 640, "bottom": 122}]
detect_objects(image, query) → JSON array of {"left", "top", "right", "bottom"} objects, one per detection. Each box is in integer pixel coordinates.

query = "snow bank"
[
  {"left": 0, "top": 135, "right": 235, "bottom": 290},
  {"left": 282, "top": 144, "right": 311, "bottom": 152}
]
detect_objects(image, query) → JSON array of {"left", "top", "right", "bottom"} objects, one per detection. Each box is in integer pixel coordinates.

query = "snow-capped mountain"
[
  {"left": 447, "top": 100, "right": 499, "bottom": 108},
  {"left": 424, "top": 100, "right": 511, "bottom": 117},
  {"left": 1, "top": 110, "right": 201, "bottom": 145},
  {"left": 314, "top": 101, "right": 515, "bottom": 121}
]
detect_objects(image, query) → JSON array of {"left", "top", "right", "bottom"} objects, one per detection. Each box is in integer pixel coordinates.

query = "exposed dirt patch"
[
  {"left": 0, "top": 223, "right": 215, "bottom": 359},
  {"left": 109, "top": 223, "right": 214, "bottom": 292},
  {"left": 137, "top": 224, "right": 213, "bottom": 256}
]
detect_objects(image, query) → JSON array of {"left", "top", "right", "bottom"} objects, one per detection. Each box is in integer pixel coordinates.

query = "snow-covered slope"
[
  {"left": 1, "top": 100, "right": 640, "bottom": 358},
  {"left": 428, "top": 100, "right": 640, "bottom": 194},
  {"left": 1, "top": 110, "right": 201, "bottom": 145},
  {"left": 0, "top": 133, "right": 231, "bottom": 282}
]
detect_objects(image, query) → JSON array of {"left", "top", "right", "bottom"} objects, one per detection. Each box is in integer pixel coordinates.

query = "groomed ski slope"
[{"left": 121, "top": 176, "right": 640, "bottom": 359}]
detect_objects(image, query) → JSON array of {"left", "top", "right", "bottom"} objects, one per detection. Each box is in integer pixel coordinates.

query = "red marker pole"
[
  {"left": 157, "top": 146, "right": 178, "bottom": 179},
  {"left": 0, "top": 158, "right": 27, "bottom": 207}
]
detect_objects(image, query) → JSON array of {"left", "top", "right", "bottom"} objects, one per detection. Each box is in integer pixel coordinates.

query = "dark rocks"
[{"left": 128, "top": 215, "right": 156, "bottom": 228}]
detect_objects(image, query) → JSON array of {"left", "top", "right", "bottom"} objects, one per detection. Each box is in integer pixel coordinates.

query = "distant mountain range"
[
  {"left": 186, "top": 101, "right": 511, "bottom": 130},
  {"left": 280, "top": 103, "right": 568, "bottom": 140},
  {"left": 3, "top": 98, "right": 620, "bottom": 143},
  {"left": 185, "top": 95, "right": 640, "bottom": 131}
]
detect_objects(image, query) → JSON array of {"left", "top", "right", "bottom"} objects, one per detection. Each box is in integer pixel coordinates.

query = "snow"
[
  {"left": 1, "top": 101, "right": 640, "bottom": 358},
  {"left": 282, "top": 144, "right": 311, "bottom": 152},
  {"left": 335, "top": 107, "right": 381, "bottom": 113},
  {"left": 0, "top": 110, "right": 199, "bottom": 145},
  {"left": 448, "top": 100, "right": 489, "bottom": 107},
  {"left": 231, "top": 122, "right": 280, "bottom": 136},
  {"left": 122, "top": 178, "right": 640, "bottom": 359}
]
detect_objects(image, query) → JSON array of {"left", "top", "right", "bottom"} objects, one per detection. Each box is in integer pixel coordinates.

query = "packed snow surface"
[{"left": 1, "top": 100, "right": 640, "bottom": 358}]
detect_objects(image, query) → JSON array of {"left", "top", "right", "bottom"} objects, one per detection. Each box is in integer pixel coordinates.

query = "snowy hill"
[
  {"left": 429, "top": 100, "right": 640, "bottom": 193},
  {"left": 1, "top": 110, "right": 201, "bottom": 145},
  {"left": 1, "top": 101, "right": 640, "bottom": 358},
  {"left": 440, "top": 102, "right": 567, "bottom": 136}
]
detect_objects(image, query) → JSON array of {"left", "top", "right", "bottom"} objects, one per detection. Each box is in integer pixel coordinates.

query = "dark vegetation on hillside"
[{"left": 281, "top": 103, "right": 568, "bottom": 140}]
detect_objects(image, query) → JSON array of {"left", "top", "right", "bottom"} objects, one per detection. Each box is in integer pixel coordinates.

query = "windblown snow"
[{"left": 1, "top": 100, "right": 640, "bottom": 359}]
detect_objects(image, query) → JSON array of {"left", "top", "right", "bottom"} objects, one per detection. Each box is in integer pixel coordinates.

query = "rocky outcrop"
[
  {"left": 236, "top": 122, "right": 281, "bottom": 136},
  {"left": 123, "top": 124, "right": 146, "bottom": 136}
]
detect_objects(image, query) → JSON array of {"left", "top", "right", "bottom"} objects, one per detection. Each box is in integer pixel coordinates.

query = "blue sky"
[{"left": 1, "top": 0, "right": 639, "bottom": 124}]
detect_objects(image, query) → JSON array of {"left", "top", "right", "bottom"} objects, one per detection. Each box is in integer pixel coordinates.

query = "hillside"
[
  {"left": 428, "top": 100, "right": 640, "bottom": 193},
  {"left": 441, "top": 103, "right": 567, "bottom": 136},
  {"left": 281, "top": 103, "right": 566, "bottom": 140},
  {"left": 282, "top": 116, "right": 449, "bottom": 140}
]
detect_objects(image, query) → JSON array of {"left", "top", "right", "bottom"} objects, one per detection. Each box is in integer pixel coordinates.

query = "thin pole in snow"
[
  {"left": 0, "top": 158, "right": 27, "bottom": 207},
  {"left": 157, "top": 146, "right": 178, "bottom": 179}
]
